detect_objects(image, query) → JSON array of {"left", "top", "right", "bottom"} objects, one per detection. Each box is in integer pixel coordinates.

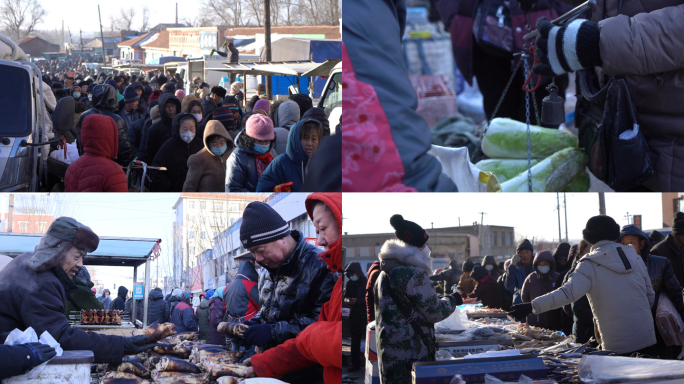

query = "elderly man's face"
[
  {"left": 248, "top": 238, "right": 289, "bottom": 269},
  {"left": 60, "top": 246, "right": 86, "bottom": 278},
  {"left": 313, "top": 203, "right": 339, "bottom": 251}
]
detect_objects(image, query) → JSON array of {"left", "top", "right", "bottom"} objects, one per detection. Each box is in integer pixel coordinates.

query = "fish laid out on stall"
[
  {"left": 145, "top": 356, "right": 164, "bottom": 371},
  {"left": 151, "top": 373, "right": 209, "bottom": 384},
  {"left": 189, "top": 347, "right": 229, "bottom": 363},
  {"left": 207, "top": 362, "right": 256, "bottom": 379},
  {"left": 199, "top": 354, "right": 242, "bottom": 371},
  {"left": 217, "top": 322, "right": 250, "bottom": 337},
  {"left": 100, "top": 371, "right": 151, "bottom": 384},
  {"left": 155, "top": 356, "right": 202, "bottom": 373},
  {"left": 136, "top": 322, "right": 177, "bottom": 342},
  {"left": 159, "top": 332, "right": 198, "bottom": 344},
  {"left": 117, "top": 361, "right": 151, "bottom": 378},
  {"left": 122, "top": 357, "right": 145, "bottom": 365},
  {"left": 152, "top": 343, "right": 190, "bottom": 359},
  {"left": 217, "top": 377, "right": 244, "bottom": 384}
]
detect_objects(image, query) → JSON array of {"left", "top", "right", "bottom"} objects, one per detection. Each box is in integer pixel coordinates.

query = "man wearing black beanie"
[
  {"left": 509, "top": 215, "right": 656, "bottom": 356},
  {"left": 238, "top": 201, "right": 335, "bottom": 381},
  {"left": 652, "top": 212, "right": 684, "bottom": 287},
  {"left": 374, "top": 214, "right": 463, "bottom": 384},
  {"left": 504, "top": 239, "right": 535, "bottom": 306}
]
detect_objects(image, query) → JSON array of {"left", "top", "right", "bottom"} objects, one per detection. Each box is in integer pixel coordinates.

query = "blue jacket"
[
  {"left": 225, "top": 131, "right": 269, "bottom": 192},
  {"left": 98, "top": 289, "right": 112, "bottom": 309},
  {"left": 147, "top": 289, "right": 170, "bottom": 324},
  {"left": 224, "top": 260, "right": 260, "bottom": 320},
  {"left": 256, "top": 119, "right": 313, "bottom": 192},
  {"left": 170, "top": 302, "right": 198, "bottom": 333},
  {"left": 505, "top": 263, "right": 533, "bottom": 304}
]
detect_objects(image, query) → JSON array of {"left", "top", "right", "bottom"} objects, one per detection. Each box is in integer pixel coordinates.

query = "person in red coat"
[
  {"left": 65, "top": 114, "right": 128, "bottom": 192},
  {"left": 246, "top": 193, "right": 342, "bottom": 384}
]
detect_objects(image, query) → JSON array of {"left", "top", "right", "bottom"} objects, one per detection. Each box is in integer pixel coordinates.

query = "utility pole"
[
  {"left": 264, "top": 0, "right": 273, "bottom": 100},
  {"left": 563, "top": 193, "right": 568, "bottom": 242},
  {"left": 477, "top": 212, "right": 486, "bottom": 255},
  {"left": 61, "top": 20, "right": 64, "bottom": 51},
  {"left": 176, "top": 3, "right": 178, "bottom": 24},
  {"left": 7, "top": 194, "right": 14, "bottom": 233},
  {"left": 557, "top": 193, "right": 562, "bottom": 244},
  {"left": 80, "top": 29, "right": 84, "bottom": 62},
  {"left": 98, "top": 5, "right": 107, "bottom": 64},
  {"left": 598, "top": 192, "right": 606, "bottom": 215}
]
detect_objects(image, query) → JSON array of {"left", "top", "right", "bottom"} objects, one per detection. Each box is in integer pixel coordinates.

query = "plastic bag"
[
  {"left": 4, "top": 327, "right": 63, "bottom": 378},
  {"left": 578, "top": 355, "right": 684, "bottom": 383},
  {"left": 49, "top": 142, "right": 80, "bottom": 164},
  {"left": 445, "top": 326, "right": 509, "bottom": 342},
  {"left": 656, "top": 293, "right": 684, "bottom": 346},
  {"left": 436, "top": 350, "right": 457, "bottom": 360},
  {"left": 449, "top": 374, "right": 467, "bottom": 384},
  {"left": 429, "top": 145, "right": 501, "bottom": 192},
  {"left": 484, "top": 374, "right": 505, "bottom": 383},
  {"left": 435, "top": 307, "right": 468, "bottom": 332}
]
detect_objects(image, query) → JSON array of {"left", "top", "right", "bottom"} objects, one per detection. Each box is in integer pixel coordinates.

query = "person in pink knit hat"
[
  {"left": 175, "top": 89, "right": 186, "bottom": 100},
  {"left": 253, "top": 99, "right": 270, "bottom": 116},
  {"left": 225, "top": 114, "right": 278, "bottom": 192}
]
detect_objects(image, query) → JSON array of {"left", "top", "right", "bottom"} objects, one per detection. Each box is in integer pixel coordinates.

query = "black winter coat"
[
  {"left": 257, "top": 230, "right": 336, "bottom": 346},
  {"left": 651, "top": 235, "right": 684, "bottom": 288},
  {"left": 0, "top": 252, "right": 125, "bottom": 363},
  {"left": 146, "top": 93, "right": 182, "bottom": 163},
  {"left": 643, "top": 254, "right": 684, "bottom": 317},
  {"left": 224, "top": 260, "right": 260, "bottom": 321},
  {"left": 77, "top": 84, "right": 134, "bottom": 166},
  {"left": 167, "top": 296, "right": 181, "bottom": 316},
  {"left": 147, "top": 290, "right": 170, "bottom": 324},
  {"left": 197, "top": 299, "right": 211, "bottom": 342},
  {"left": 0, "top": 341, "right": 36, "bottom": 379},
  {"left": 343, "top": 262, "right": 367, "bottom": 335},
  {"left": 497, "top": 273, "right": 513, "bottom": 312},
  {"left": 111, "top": 286, "right": 128, "bottom": 311},
  {"left": 202, "top": 96, "right": 218, "bottom": 119},
  {"left": 429, "top": 265, "right": 462, "bottom": 294},
  {"left": 562, "top": 257, "right": 594, "bottom": 343},
  {"left": 124, "top": 298, "right": 143, "bottom": 323},
  {"left": 127, "top": 115, "right": 148, "bottom": 160},
  {"left": 150, "top": 113, "right": 203, "bottom": 191}
]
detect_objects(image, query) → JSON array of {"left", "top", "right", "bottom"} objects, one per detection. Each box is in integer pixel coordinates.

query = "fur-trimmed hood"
[{"left": 378, "top": 239, "right": 432, "bottom": 275}]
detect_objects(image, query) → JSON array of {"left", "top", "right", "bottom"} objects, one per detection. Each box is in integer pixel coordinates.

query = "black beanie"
[
  {"left": 462, "top": 258, "right": 474, "bottom": 273},
  {"left": 553, "top": 242, "right": 571, "bottom": 261},
  {"left": 674, "top": 212, "right": 684, "bottom": 236},
  {"left": 516, "top": 239, "right": 533, "bottom": 253},
  {"left": 471, "top": 265, "right": 488, "bottom": 282},
  {"left": 240, "top": 202, "right": 291, "bottom": 248},
  {"left": 389, "top": 214, "right": 428, "bottom": 248},
  {"left": 583, "top": 215, "right": 620, "bottom": 244}
]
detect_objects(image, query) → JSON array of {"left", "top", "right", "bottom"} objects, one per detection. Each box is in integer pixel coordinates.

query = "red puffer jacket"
[
  {"left": 65, "top": 114, "right": 128, "bottom": 192},
  {"left": 252, "top": 193, "right": 342, "bottom": 384}
]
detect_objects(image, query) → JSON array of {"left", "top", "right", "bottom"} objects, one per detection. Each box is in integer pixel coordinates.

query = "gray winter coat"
[
  {"left": 532, "top": 241, "right": 656, "bottom": 354},
  {"left": 98, "top": 289, "right": 112, "bottom": 309}
]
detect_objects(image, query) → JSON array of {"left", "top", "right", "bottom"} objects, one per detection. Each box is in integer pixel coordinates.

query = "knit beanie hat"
[
  {"left": 240, "top": 201, "right": 291, "bottom": 248},
  {"left": 162, "top": 83, "right": 176, "bottom": 94},
  {"left": 256, "top": 83, "right": 266, "bottom": 93},
  {"left": 583, "top": 215, "right": 620, "bottom": 244},
  {"left": 175, "top": 89, "right": 186, "bottom": 99},
  {"left": 123, "top": 85, "right": 140, "bottom": 103},
  {"left": 471, "top": 265, "right": 488, "bottom": 282},
  {"left": 107, "top": 80, "right": 118, "bottom": 89},
  {"left": 149, "top": 89, "right": 162, "bottom": 104},
  {"left": 150, "top": 105, "right": 161, "bottom": 124},
  {"left": 205, "top": 290, "right": 214, "bottom": 300},
  {"left": 213, "top": 106, "right": 236, "bottom": 130},
  {"left": 246, "top": 114, "right": 274, "bottom": 141},
  {"left": 253, "top": 99, "right": 270, "bottom": 115},
  {"left": 231, "top": 82, "right": 243, "bottom": 94},
  {"left": 516, "top": 239, "right": 533, "bottom": 253},
  {"left": 674, "top": 212, "right": 684, "bottom": 236},
  {"left": 462, "top": 258, "right": 474, "bottom": 273},
  {"left": 553, "top": 242, "right": 571, "bottom": 261},
  {"left": 389, "top": 214, "right": 428, "bottom": 248},
  {"left": 211, "top": 86, "right": 227, "bottom": 98}
]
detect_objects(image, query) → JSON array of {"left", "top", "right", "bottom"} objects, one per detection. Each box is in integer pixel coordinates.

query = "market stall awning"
[
  {"left": 300, "top": 59, "right": 341, "bottom": 77},
  {"left": 0, "top": 233, "right": 160, "bottom": 267},
  {"left": 216, "top": 60, "right": 339, "bottom": 77}
]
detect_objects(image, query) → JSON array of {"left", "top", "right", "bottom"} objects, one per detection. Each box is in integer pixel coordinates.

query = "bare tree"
[
  {"left": 12, "top": 194, "right": 75, "bottom": 233},
  {"left": 108, "top": 7, "right": 136, "bottom": 32},
  {"left": 140, "top": 5, "right": 150, "bottom": 32},
  {"left": 0, "top": 0, "right": 47, "bottom": 40},
  {"left": 244, "top": 0, "right": 263, "bottom": 26}
]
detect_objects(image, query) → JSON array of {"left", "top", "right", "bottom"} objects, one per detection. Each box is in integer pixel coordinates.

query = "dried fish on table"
[
  {"left": 152, "top": 343, "right": 191, "bottom": 359},
  {"left": 145, "top": 356, "right": 164, "bottom": 370},
  {"left": 135, "top": 322, "right": 177, "bottom": 342},
  {"left": 207, "top": 362, "right": 256, "bottom": 379},
  {"left": 117, "top": 361, "right": 151, "bottom": 378},
  {"left": 159, "top": 332, "right": 198, "bottom": 344},
  {"left": 155, "top": 355, "right": 202, "bottom": 373},
  {"left": 100, "top": 371, "right": 150, "bottom": 384},
  {"left": 200, "top": 355, "right": 241, "bottom": 371},
  {"left": 190, "top": 348, "right": 235, "bottom": 364},
  {"left": 217, "top": 377, "right": 245, "bottom": 384},
  {"left": 150, "top": 372, "right": 209, "bottom": 384},
  {"left": 217, "top": 322, "right": 250, "bottom": 337}
]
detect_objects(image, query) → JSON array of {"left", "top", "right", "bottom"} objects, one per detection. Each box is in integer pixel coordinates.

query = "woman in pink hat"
[{"left": 225, "top": 114, "right": 278, "bottom": 192}]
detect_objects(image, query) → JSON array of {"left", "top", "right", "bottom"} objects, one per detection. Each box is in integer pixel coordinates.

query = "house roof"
[
  {"left": 224, "top": 25, "right": 340, "bottom": 40},
  {"left": 119, "top": 32, "right": 153, "bottom": 48},
  {"left": 149, "top": 23, "right": 186, "bottom": 33},
  {"left": 141, "top": 30, "right": 169, "bottom": 49},
  {"left": 18, "top": 35, "right": 58, "bottom": 46}
]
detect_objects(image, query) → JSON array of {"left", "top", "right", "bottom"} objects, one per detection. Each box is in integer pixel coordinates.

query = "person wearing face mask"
[
  {"left": 183, "top": 121, "right": 235, "bottom": 192},
  {"left": 144, "top": 93, "right": 182, "bottom": 164},
  {"left": 150, "top": 113, "right": 203, "bottom": 192},
  {"left": 343, "top": 262, "right": 367, "bottom": 372},
  {"left": 464, "top": 265, "right": 501, "bottom": 309},
  {"left": 374, "top": 214, "right": 462, "bottom": 384},
  {"left": 482, "top": 255, "right": 501, "bottom": 280},
  {"left": 225, "top": 114, "right": 277, "bottom": 192},
  {"left": 70, "top": 85, "right": 82, "bottom": 101},
  {"left": 203, "top": 86, "right": 227, "bottom": 118},
  {"left": 256, "top": 118, "right": 322, "bottom": 192},
  {"left": 79, "top": 86, "right": 94, "bottom": 110},
  {"left": 520, "top": 251, "right": 562, "bottom": 331},
  {"left": 505, "top": 239, "right": 535, "bottom": 305}
]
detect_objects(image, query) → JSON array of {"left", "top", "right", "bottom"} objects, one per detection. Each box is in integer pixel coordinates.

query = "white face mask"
[
  {"left": 193, "top": 113, "right": 203, "bottom": 123},
  {"left": 485, "top": 265, "right": 494, "bottom": 271},
  {"left": 88, "top": 94, "right": 93, "bottom": 101},
  {"left": 180, "top": 131, "right": 195, "bottom": 143},
  {"left": 537, "top": 265, "right": 550, "bottom": 274}
]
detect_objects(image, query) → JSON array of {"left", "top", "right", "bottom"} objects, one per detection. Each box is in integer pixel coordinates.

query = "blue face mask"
[
  {"left": 210, "top": 145, "right": 228, "bottom": 156},
  {"left": 253, "top": 143, "right": 270, "bottom": 154},
  {"left": 350, "top": 275, "right": 358, "bottom": 282},
  {"left": 73, "top": 92, "right": 81, "bottom": 99}
]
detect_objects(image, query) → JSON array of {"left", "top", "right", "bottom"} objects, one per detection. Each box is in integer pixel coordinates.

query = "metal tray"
[{"left": 466, "top": 312, "right": 509, "bottom": 319}]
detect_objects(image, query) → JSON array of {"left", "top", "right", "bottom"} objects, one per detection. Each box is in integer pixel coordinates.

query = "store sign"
[
  {"left": 199, "top": 32, "right": 218, "bottom": 52},
  {"left": 133, "top": 284, "right": 144, "bottom": 299}
]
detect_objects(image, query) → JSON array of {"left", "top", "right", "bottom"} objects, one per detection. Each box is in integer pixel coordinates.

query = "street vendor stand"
[{"left": 0, "top": 233, "right": 161, "bottom": 333}]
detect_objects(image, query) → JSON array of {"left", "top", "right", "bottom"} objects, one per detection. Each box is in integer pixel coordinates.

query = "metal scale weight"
[{"left": 484, "top": 0, "right": 596, "bottom": 191}]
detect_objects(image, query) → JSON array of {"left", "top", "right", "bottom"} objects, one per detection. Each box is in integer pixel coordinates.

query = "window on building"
[
  {"left": 19, "top": 221, "right": 28, "bottom": 231},
  {"left": 189, "top": 231, "right": 195, "bottom": 239},
  {"left": 508, "top": 233, "right": 513, "bottom": 246},
  {"left": 229, "top": 202, "right": 239, "bottom": 212},
  {"left": 493, "top": 231, "right": 497, "bottom": 246},
  {"left": 188, "top": 201, "right": 195, "bottom": 209},
  {"left": 201, "top": 232, "right": 206, "bottom": 239},
  {"left": 38, "top": 222, "right": 47, "bottom": 232},
  {"left": 502, "top": 233, "right": 506, "bottom": 247},
  {"left": 200, "top": 201, "right": 206, "bottom": 209},
  {"left": 213, "top": 202, "right": 223, "bottom": 211}
]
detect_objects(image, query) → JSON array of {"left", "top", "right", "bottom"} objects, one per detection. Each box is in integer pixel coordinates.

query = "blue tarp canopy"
[{"left": 0, "top": 233, "right": 159, "bottom": 267}]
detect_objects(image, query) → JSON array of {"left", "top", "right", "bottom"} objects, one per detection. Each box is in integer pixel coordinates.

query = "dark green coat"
[
  {"left": 64, "top": 277, "right": 104, "bottom": 317},
  {"left": 197, "top": 298, "right": 211, "bottom": 342}
]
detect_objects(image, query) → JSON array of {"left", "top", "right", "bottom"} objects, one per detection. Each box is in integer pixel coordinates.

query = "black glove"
[
  {"left": 533, "top": 17, "right": 602, "bottom": 76},
  {"left": 244, "top": 320, "right": 259, "bottom": 326},
  {"left": 517, "top": 0, "right": 538, "bottom": 12},
  {"left": 244, "top": 324, "right": 273, "bottom": 347},
  {"left": 22, "top": 342, "right": 57, "bottom": 367},
  {"left": 508, "top": 302, "right": 534, "bottom": 322},
  {"left": 448, "top": 291, "right": 464, "bottom": 306},
  {"left": 123, "top": 335, "right": 157, "bottom": 355}
]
